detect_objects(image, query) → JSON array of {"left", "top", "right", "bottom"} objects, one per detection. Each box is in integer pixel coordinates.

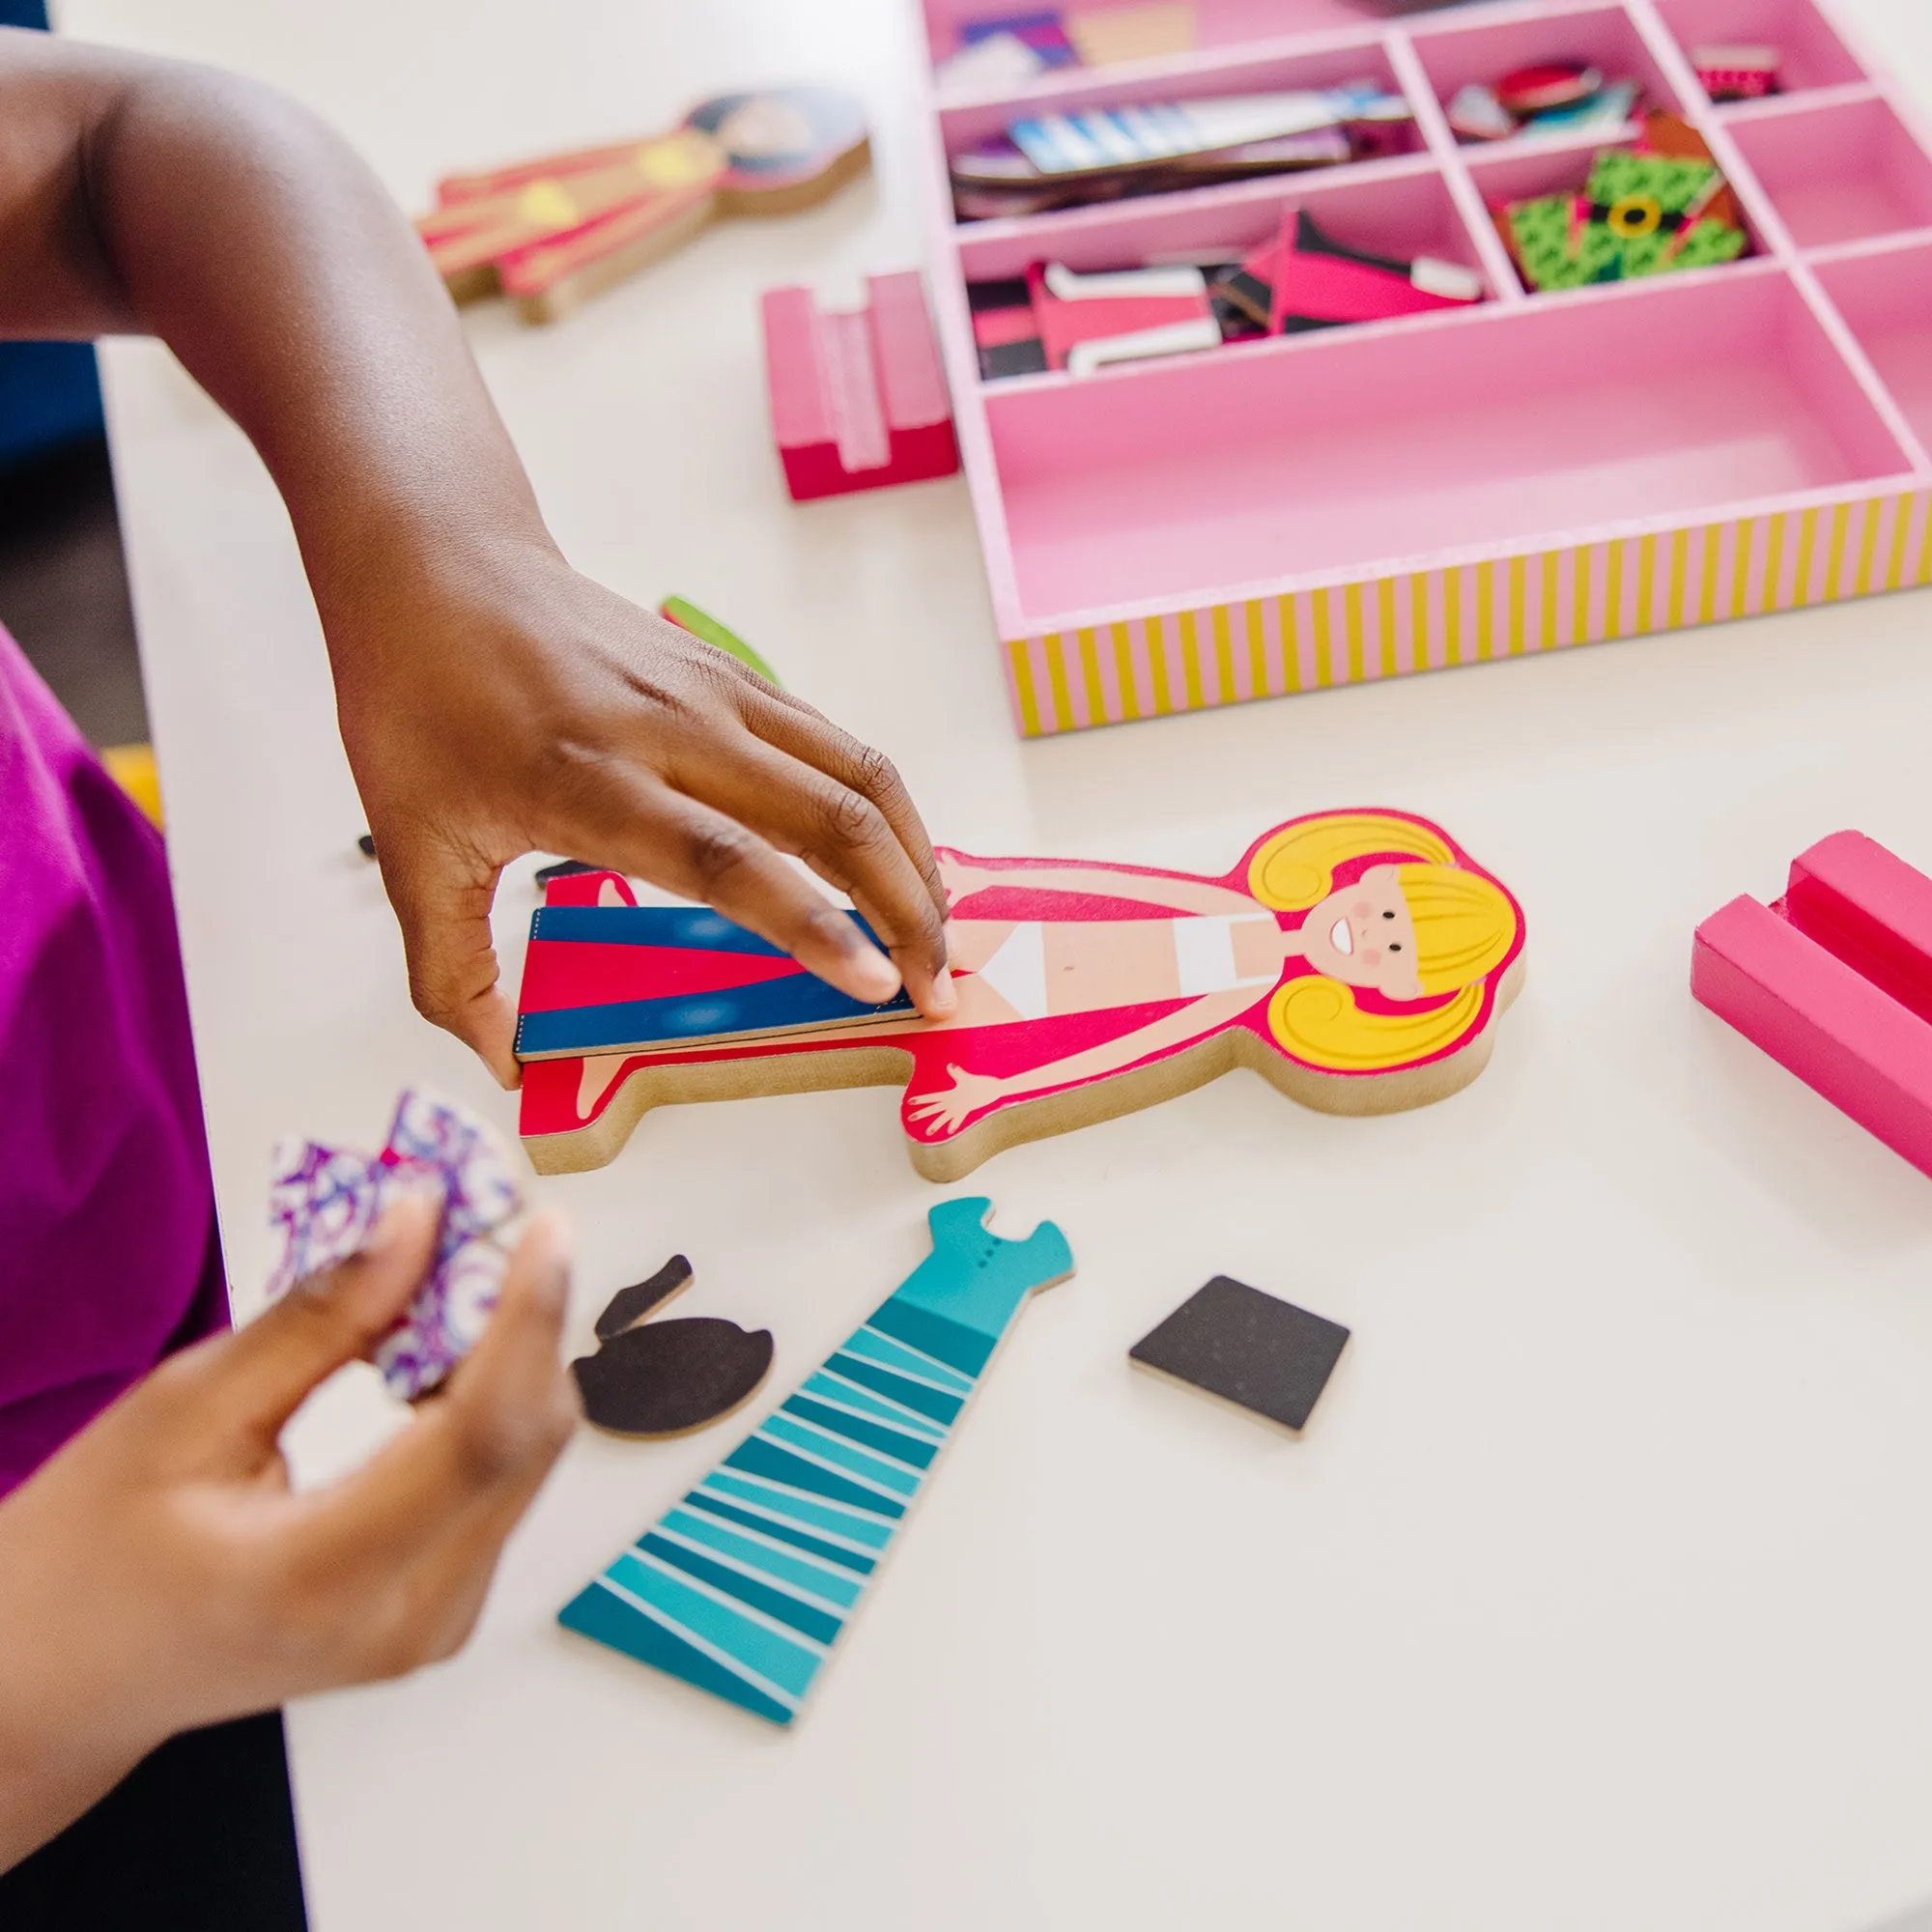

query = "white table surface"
[{"left": 46, "top": 0, "right": 1932, "bottom": 1924}]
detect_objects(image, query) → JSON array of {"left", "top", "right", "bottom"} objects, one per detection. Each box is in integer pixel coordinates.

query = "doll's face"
[
  {"left": 1299, "top": 864, "right": 1422, "bottom": 1000},
  {"left": 716, "top": 96, "right": 818, "bottom": 162}
]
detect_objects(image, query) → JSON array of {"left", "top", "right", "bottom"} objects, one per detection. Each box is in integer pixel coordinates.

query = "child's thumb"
[{"left": 213, "top": 1193, "right": 441, "bottom": 1438}]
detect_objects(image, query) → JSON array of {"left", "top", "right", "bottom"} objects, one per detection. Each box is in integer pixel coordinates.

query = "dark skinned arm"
[{"left": 0, "top": 29, "right": 954, "bottom": 1083}]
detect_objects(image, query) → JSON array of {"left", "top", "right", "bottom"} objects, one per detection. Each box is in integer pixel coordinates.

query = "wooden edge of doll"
[
  {"left": 594, "top": 1257, "right": 696, "bottom": 1340},
  {"left": 714, "top": 135, "right": 872, "bottom": 217},
  {"left": 525, "top": 952, "right": 1527, "bottom": 1179},
  {"left": 441, "top": 260, "right": 507, "bottom": 306},
  {"left": 511, "top": 194, "right": 723, "bottom": 324},
  {"left": 523, "top": 1042, "right": 919, "bottom": 1174},
  {"left": 907, "top": 952, "right": 1527, "bottom": 1178},
  {"left": 902, "top": 1028, "right": 1256, "bottom": 1180}
]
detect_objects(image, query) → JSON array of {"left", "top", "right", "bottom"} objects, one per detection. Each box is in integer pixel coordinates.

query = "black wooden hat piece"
[{"left": 573, "top": 1255, "right": 774, "bottom": 1438}]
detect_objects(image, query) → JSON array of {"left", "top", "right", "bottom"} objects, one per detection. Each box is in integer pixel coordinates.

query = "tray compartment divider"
[
  {"left": 1781, "top": 261, "right": 1932, "bottom": 476},
  {"left": 1383, "top": 27, "right": 1528, "bottom": 303},
  {"left": 1714, "top": 78, "right": 1879, "bottom": 124},
  {"left": 949, "top": 148, "right": 1440, "bottom": 259}
]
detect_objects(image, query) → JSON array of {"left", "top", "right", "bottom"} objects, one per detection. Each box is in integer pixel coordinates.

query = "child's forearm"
[
  {"left": 0, "top": 1612, "right": 157, "bottom": 1871},
  {"left": 0, "top": 31, "right": 543, "bottom": 639}
]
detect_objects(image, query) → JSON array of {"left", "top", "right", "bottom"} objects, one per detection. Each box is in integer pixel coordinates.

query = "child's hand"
[
  {"left": 337, "top": 554, "right": 955, "bottom": 1086},
  {"left": 0, "top": 1196, "right": 578, "bottom": 1870},
  {"left": 0, "top": 42, "right": 954, "bottom": 1087}
]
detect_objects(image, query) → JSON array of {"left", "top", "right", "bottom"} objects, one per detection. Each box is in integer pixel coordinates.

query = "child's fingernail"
[
  {"left": 851, "top": 950, "right": 903, "bottom": 1003},
  {"left": 928, "top": 967, "right": 957, "bottom": 1013},
  {"left": 364, "top": 1181, "right": 440, "bottom": 1252},
  {"left": 528, "top": 1208, "right": 575, "bottom": 1269},
  {"left": 523, "top": 1212, "right": 575, "bottom": 1309}
]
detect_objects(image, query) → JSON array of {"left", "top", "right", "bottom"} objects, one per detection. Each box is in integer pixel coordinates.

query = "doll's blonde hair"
[{"left": 1246, "top": 811, "right": 1520, "bottom": 1073}]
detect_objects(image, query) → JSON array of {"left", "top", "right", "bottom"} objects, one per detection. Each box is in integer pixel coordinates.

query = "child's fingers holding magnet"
[
  {"left": 579, "top": 770, "right": 913, "bottom": 1011},
  {"left": 175, "top": 1194, "right": 443, "bottom": 1449},
  {"left": 282, "top": 1214, "right": 578, "bottom": 1643},
  {"left": 725, "top": 685, "right": 953, "bottom": 1013},
  {"left": 662, "top": 718, "right": 953, "bottom": 1017}
]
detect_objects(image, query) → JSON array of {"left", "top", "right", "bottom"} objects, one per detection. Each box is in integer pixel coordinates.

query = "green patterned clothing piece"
[{"left": 1508, "top": 150, "right": 1747, "bottom": 293}]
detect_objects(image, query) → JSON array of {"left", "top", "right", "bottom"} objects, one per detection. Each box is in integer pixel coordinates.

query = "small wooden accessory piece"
[
  {"left": 1498, "top": 111, "right": 1747, "bottom": 294},
  {"left": 571, "top": 1256, "right": 776, "bottom": 1438},
  {"left": 417, "top": 88, "right": 868, "bottom": 324},
  {"left": 1130, "top": 1276, "right": 1350, "bottom": 1433},
  {"left": 1692, "top": 44, "right": 1781, "bottom": 100},
  {"left": 518, "top": 808, "right": 1527, "bottom": 1180},
  {"left": 659, "top": 595, "right": 784, "bottom": 686},
  {"left": 1693, "top": 831, "right": 1932, "bottom": 1179},
  {"left": 558, "top": 1199, "right": 1073, "bottom": 1725},
  {"left": 1495, "top": 62, "right": 1604, "bottom": 116},
  {"left": 762, "top": 272, "right": 960, "bottom": 500},
  {"left": 596, "top": 1254, "right": 695, "bottom": 1337},
  {"left": 1065, "top": 3, "right": 1198, "bottom": 67},
  {"left": 1211, "top": 209, "right": 1483, "bottom": 334}
]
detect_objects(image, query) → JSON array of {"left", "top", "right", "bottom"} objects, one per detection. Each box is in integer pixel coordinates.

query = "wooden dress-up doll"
[
  {"left": 518, "top": 809, "right": 1526, "bottom": 1179},
  {"left": 416, "top": 86, "right": 870, "bottom": 323}
]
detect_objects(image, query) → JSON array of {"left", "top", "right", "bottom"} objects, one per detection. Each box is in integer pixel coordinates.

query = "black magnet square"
[
  {"left": 978, "top": 335, "right": 1048, "bottom": 381},
  {"left": 1128, "top": 1276, "right": 1350, "bottom": 1434}
]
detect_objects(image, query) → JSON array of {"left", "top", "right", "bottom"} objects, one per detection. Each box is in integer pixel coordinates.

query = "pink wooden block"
[
  {"left": 761, "top": 270, "right": 961, "bottom": 501},
  {"left": 1691, "top": 831, "right": 1932, "bottom": 1176}
]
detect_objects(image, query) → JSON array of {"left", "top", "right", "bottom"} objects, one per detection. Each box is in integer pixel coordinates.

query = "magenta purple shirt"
[{"left": 0, "top": 623, "right": 220, "bottom": 1498}]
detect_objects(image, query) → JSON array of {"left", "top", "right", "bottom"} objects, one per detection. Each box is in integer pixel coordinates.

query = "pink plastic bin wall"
[{"left": 985, "top": 268, "right": 1909, "bottom": 608}]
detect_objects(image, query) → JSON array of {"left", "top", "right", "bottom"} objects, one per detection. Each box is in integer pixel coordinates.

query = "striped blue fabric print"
[
  {"left": 514, "top": 971, "right": 912, "bottom": 1059},
  {"left": 558, "top": 1199, "right": 1073, "bottom": 1725},
  {"left": 513, "top": 903, "right": 914, "bottom": 1060}
]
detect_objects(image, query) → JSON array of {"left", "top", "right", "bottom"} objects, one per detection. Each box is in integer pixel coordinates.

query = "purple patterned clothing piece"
[
  {"left": 0, "top": 626, "right": 221, "bottom": 1500},
  {"left": 267, "top": 1090, "right": 524, "bottom": 1399}
]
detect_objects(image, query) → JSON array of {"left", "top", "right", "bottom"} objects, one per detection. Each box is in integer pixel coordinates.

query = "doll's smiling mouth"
[{"left": 1328, "top": 918, "right": 1352, "bottom": 956}]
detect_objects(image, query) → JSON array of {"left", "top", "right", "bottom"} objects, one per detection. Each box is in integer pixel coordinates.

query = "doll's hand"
[
  {"left": 0, "top": 1197, "right": 578, "bottom": 1870},
  {"left": 907, "top": 1065, "right": 1008, "bottom": 1135},
  {"left": 338, "top": 550, "right": 954, "bottom": 1086}
]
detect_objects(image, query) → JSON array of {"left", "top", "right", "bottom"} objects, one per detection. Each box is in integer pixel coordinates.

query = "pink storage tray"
[{"left": 912, "top": 0, "right": 1932, "bottom": 735}]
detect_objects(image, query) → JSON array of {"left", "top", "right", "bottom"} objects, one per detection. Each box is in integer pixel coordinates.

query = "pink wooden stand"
[
  {"left": 914, "top": 0, "right": 1932, "bottom": 734},
  {"left": 762, "top": 270, "right": 960, "bottom": 499},
  {"left": 1692, "top": 831, "right": 1932, "bottom": 1177}
]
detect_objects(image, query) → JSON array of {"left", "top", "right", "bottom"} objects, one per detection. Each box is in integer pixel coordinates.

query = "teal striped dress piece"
[{"left": 558, "top": 1199, "right": 1073, "bottom": 1725}]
